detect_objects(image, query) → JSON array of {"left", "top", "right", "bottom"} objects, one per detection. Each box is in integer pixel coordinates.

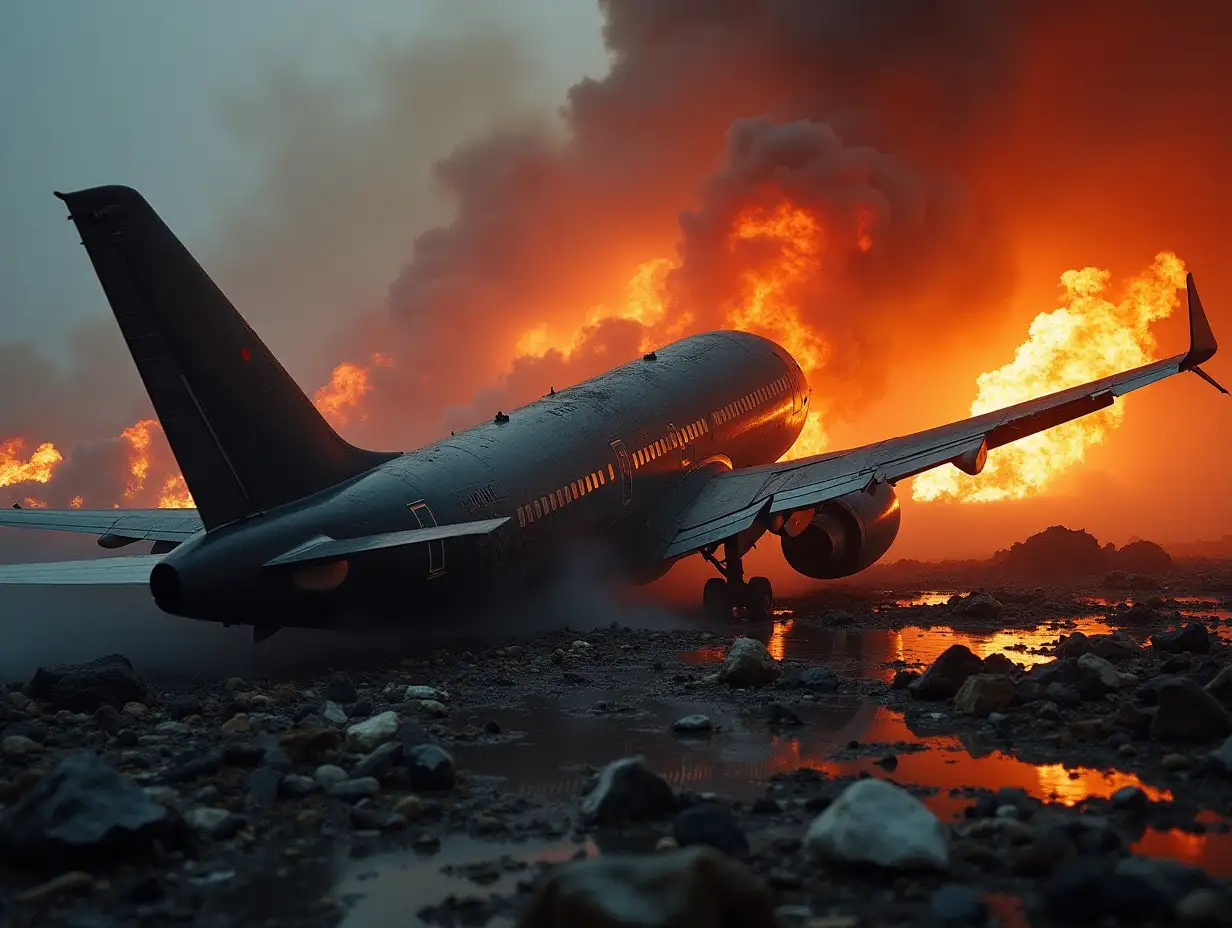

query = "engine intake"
[{"left": 779, "top": 481, "right": 901, "bottom": 579}]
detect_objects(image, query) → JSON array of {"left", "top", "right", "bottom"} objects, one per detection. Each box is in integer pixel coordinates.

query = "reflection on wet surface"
[
  {"left": 684, "top": 619, "right": 1120, "bottom": 680},
  {"left": 891, "top": 591, "right": 965, "bottom": 607}
]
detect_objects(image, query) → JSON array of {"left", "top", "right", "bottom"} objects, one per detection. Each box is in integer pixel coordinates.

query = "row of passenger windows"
[
  {"left": 517, "top": 463, "right": 616, "bottom": 527},
  {"left": 631, "top": 417, "right": 709, "bottom": 470},
  {"left": 711, "top": 374, "right": 791, "bottom": 427}
]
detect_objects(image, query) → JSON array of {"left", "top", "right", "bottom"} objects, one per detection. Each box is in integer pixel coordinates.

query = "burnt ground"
[{"left": 1, "top": 564, "right": 1231, "bottom": 927}]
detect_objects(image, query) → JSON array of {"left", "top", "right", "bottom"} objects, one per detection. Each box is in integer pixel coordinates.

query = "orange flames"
[
  {"left": 314, "top": 352, "right": 394, "bottom": 428},
  {"left": 912, "top": 252, "right": 1187, "bottom": 503},
  {"left": 0, "top": 438, "right": 62, "bottom": 489}
]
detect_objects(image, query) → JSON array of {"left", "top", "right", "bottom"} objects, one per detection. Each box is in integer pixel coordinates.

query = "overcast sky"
[{"left": 0, "top": 1, "right": 606, "bottom": 359}]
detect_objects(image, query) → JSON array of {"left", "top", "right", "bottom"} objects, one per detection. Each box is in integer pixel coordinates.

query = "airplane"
[{"left": 0, "top": 185, "right": 1225, "bottom": 642}]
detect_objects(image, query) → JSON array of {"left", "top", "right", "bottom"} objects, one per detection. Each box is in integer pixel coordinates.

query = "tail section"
[{"left": 56, "top": 186, "right": 396, "bottom": 530}]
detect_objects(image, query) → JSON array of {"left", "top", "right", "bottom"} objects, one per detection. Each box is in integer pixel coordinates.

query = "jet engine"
[{"left": 778, "top": 481, "right": 901, "bottom": 580}]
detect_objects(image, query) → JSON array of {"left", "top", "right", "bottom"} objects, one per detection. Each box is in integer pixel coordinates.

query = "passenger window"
[
  {"left": 533, "top": 500, "right": 542, "bottom": 518},
  {"left": 517, "top": 507, "right": 526, "bottom": 527},
  {"left": 556, "top": 490, "right": 565, "bottom": 507},
  {"left": 548, "top": 495, "right": 556, "bottom": 511},
  {"left": 585, "top": 475, "right": 594, "bottom": 492},
  {"left": 598, "top": 470, "right": 605, "bottom": 485},
  {"left": 608, "top": 463, "right": 615, "bottom": 480}
]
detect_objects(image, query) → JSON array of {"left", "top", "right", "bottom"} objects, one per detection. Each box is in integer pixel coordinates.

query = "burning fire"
[
  {"left": 0, "top": 438, "right": 61, "bottom": 489},
  {"left": 912, "top": 252, "right": 1187, "bottom": 503},
  {"left": 314, "top": 352, "right": 394, "bottom": 427}
]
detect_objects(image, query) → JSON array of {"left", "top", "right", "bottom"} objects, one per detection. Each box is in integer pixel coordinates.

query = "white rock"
[
  {"left": 345, "top": 711, "right": 400, "bottom": 752},
  {"left": 405, "top": 685, "right": 443, "bottom": 702},
  {"left": 416, "top": 699, "right": 448, "bottom": 718},
  {"left": 322, "top": 701, "right": 348, "bottom": 725},
  {"left": 805, "top": 778, "right": 949, "bottom": 871},
  {"left": 571, "top": 640, "right": 593, "bottom": 650},
  {"left": 186, "top": 807, "right": 233, "bottom": 836},
  {"left": 1078, "top": 652, "right": 1121, "bottom": 690},
  {"left": 313, "top": 764, "right": 349, "bottom": 788},
  {"left": 671, "top": 714, "right": 713, "bottom": 733},
  {"left": 718, "top": 637, "right": 781, "bottom": 687}
]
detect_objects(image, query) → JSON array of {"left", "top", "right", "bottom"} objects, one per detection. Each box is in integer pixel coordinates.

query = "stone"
[
  {"left": 245, "top": 767, "right": 281, "bottom": 809},
  {"left": 1152, "top": 624, "right": 1211, "bottom": 655},
  {"left": 313, "top": 764, "right": 349, "bottom": 789},
  {"left": 166, "top": 697, "right": 203, "bottom": 720},
  {"left": 1208, "top": 736, "right": 1232, "bottom": 774},
  {"left": 1204, "top": 666, "right": 1232, "bottom": 708},
  {"left": 347, "top": 698, "right": 373, "bottom": 718},
  {"left": 322, "top": 701, "right": 348, "bottom": 725},
  {"left": 1111, "top": 786, "right": 1150, "bottom": 812},
  {"left": 92, "top": 704, "right": 122, "bottom": 733},
  {"left": 910, "top": 645, "right": 985, "bottom": 700},
  {"left": 392, "top": 795, "right": 427, "bottom": 821},
  {"left": 672, "top": 803, "right": 748, "bottom": 859},
  {"left": 718, "top": 638, "right": 781, "bottom": 687},
  {"left": 394, "top": 720, "right": 431, "bottom": 750},
  {"left": 516, "top": 847, "right": 779, "bottom": 928},
  {"left": 221, "top": 713, "right": 251, "bottom": 734},
  {"left": 279, "top": 774, "right": 317, "bottom": 798},
  {"left": 415, "top": 699, "right": 448, "bottom": 718},
  {"left": 958, "top": 593, "right": 1003, "bottom": 619},
  {"left": 2, "top": 735, "right": 41, "bottom": 757},
  {"left": 805, "top": 778, "right": 948, "bottom": 871},
  {"left": 0, "top": 752, "right": 184, "bottom": 866},
  {"left": 953, "top": 674, "right": 1016, "bottom": 717},
  {"left": 1151, "top": 678, "right": 1232, "bottom": 742},
  {"left": 324, "top": 672, "right": 358, "bottom": 704},
  {"left": 404, "top": 685, "right": 443, "bottom": 701},
  {"left": 278, "top": 727, "right": 341, "bottom": 764},
  {"left": 1078, "top": 652, "right": 1122, "bottom": 691},
  {"left": 1091, "top": 632, "right": 1142, "bottom": 662},
  {"left": 794, "top": 667, "right": 841, "bottom": 693},
  {"left": 766, "top": 703, "right": 803, "bottom": 727},
  {"left": 581, "top": 757, "right": 676, "bottom": 826},
  {"left": 184, "top": 807, "right": 241, "bottom": 840},
  {"left": 405, "top": 743, "right": 457, "bottom": 791},
  {"left": 155, "top": 721, "right": 188, "bottom": 736},
  {"left": 929, "top": 884, "right": 989, "bottom": 924},
  {"left": 15, "top": 870, "right": 95, "bottom": 904},
  {"left": 980, "top": 652, "right": 1019, "bottom": 676},
  {"left": 1056, "top": 632, "right": 1091, "bottom": 658},
  {"left": 27, "top": 654, "right": 146, "bottom": 713},
  {"left": 671, "top": 714, "right": 713, "bottom": 733},
  {"left": 1176, "top": 888, "right": 1232, "bottom": 924},
  {"left": 345, "top": 711, "right": 400, "bottom": 752},
  {"left": 328, "top": 777, "right": 380, "bottom": 801},
  {"left": 353, "top": 741, "right": 402, "bottom": 781}
]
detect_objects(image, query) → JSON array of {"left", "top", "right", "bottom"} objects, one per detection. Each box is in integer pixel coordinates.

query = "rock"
[
  {"left": 1042, "top": 858, "right": 1168, "bottom": 920},
  {"left": 347, "top": 698, "right": 373, "bottom": 718},
  {"left": 328, "top": 777, "right": 380, "bottom": 801},
  {"left": 278, "top": 727, "right": 341, "bottom": 764},
  {"left": 1162, "top": 753, "right": 1190, "bottom": 770},
  {"left": 345, "top": 711, "right": 399, "bottom": 752},
  {"left": 184, "top": 807, "right": 241, "bottom": 840},
  {"left": 353, "top": 742, "right": 402, "bottom": 781},
  {"left": 1176, "top": 888, "right": 1232, "bottom": 924},
  {"left": 0, "top": 752, "right": 184, "bottom": 866},
  {"left": 166, "top": 697, "right": 203, "bottom": 720},
  {"left": 279, "top": 774, "right": 317, "bottom": 798},
  {"left": 245, "top": 767, "right": 281, "bottom": 809},
  {"left": 221, "top": 713, "right": 251, "bottom": 734},
  {"left": 1078, "top": 652, "right": 1122, "bottom": 691},
  {"left": 322, "top": 701, "right": 348, "bottom": 725},
  {"left": 1204, "top": 666, "right": 1232, "bottom": 708},
  {"left": 1151, "top": 678, "right": 1232, "bottom": 742},
  {"left": 516, "top": 847, "right": 779, "bottom": 928},
  {"left": 27, "top": 654, "right": 146, "bottom": 713},
  {"left": 324, "top": 672, "right": 358, "bottom": 704},
  {"left": 910, "top": 645, "right": 985, "bottom": 700},
  {"left": 404, "top": 685, "right": 444, "bottom": 701},
  {"left": 794, "top": 667, "right": 841, "bottom": 693},
  {"left": 766, "top": 703, "right": 803, "bottom": 727},
  {"left": 155, "top": 721, "right": 189, "bottom": 736},
  {"left": 1110, "top": 786, "right": 1150, "bottom": 813},
  {"left": 91, "top": 704, "right": 122, "bottom": 733},
  {"left": 672, "top": 803, "right": 749, "bottom": 859},
  {"left": 958, "top": 593, "right": 1003, "bottom": 620},
  {"left": 14, "top": 870, "right": 95, "bottom": 904},
  {"left": 953, "top": 674, "right": 1016, "bottom": 717},
  {"left": 718, "top": 638, "right": 781, "bottom": 687},
  {"left": 1, "top": 735, "right": 41, "bottom": 757},
  {"left": 671, "top": 714, "right": 713, "bottom": 733},
  {"left": 581, "top": 757, "right": 676, "bottom": 826},
  {"left": 404, "top": 743, "right": 457, "bottom": 791},
  {"left": 805, "top": 778, "right": 948, "bottom": 871},
  {"left": 1153, "top": 624, "right": 1211, "bottom": 655},
  {"left": 1121, "top": 602, "right": 1161, "bottom": 624},
  {"left": 313, "top": 765, "right": 349, "bottom": 789},
  {"left": 1209, "top": 736, "right": 1232, "bottom": 774},
  {"left": 415, "top": 699, "right": 448, "bottom": 718},
  {"left": 980, "top": 652, "right": 1018, "bottom": 676},
  {"left": 394, "top": 721, "right": 431, "bottom": 750},
  {"left": 1091, "top": 631, "right": 1142, "bottom": 662},
  {"left": 1057, "top": 632, "right": 1091, "bottom": 658},
  {"left": 891, "top": 670, "right": 919, "bottom": 690},
  {"left": 929, "top": 884, "right": 989, "bottom": 924},
  {"left": 392, "top": 795, "right": 426, "bottom": 821}
]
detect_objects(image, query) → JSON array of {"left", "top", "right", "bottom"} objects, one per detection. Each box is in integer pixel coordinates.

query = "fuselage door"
[
  {"left": 610, "top": 439, "right": 633, "bottom": 507},
  {"left": 407, "top": 500, "right": 445, "bottom": 578}
]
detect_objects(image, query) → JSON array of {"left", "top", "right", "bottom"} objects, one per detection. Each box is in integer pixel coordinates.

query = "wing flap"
[
  {"left": 0, "top": 509, "right": 202, "bottom": 543},
  {"left": 264, "top": 517, "right": 509, "bottom": 567},
  {"left": 0, "top": 555, "right": 163, "bottom": 585}
]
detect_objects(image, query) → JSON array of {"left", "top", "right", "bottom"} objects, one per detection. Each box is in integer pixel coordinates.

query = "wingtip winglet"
[{"left": 1183, "top": 272, "right": 1218, "bottom": 370}]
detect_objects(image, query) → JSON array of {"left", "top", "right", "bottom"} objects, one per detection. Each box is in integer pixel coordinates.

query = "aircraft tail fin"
[
  {"left": 1181, "top": 273, "right": 1228, "bottom": 394},
  {"left": 55, "top": 186, "right": 396, "bottom": 530}
]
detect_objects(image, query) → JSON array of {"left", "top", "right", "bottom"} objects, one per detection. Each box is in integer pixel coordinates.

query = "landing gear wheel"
[
  {"left": 703, "top": 577, "right": 732, "bottom": 620},
  {"left": 746, "top": 576, "right": 773, "bottom": 620}
]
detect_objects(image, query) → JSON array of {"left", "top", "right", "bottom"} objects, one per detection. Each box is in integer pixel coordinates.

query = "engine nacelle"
[{"left": 779, "top": 481, "right": 901, "bottom": 580}]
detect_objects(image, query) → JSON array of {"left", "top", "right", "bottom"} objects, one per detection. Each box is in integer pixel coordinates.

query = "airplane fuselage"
[{"left": 150, "top": 331, "right": 809, "bottom": 628}]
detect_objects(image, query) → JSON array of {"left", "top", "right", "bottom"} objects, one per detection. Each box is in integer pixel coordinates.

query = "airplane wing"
[
  {"left": 263, "top": 517, "right": 510, "bottom": 567},
  {"left": 663, "top": 272, "right": 1226, "bottom": 560},
  {"left": 0, "top": 555, "right": 164, "bottom": 585},
  {"left": 0, "top": 508, "right": 202, "bottom": 544}
]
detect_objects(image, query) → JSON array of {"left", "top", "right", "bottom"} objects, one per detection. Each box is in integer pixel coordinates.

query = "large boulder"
[
  {"left": 27, "top": 654, "right": 146, "bottom": 713},
  {"left": 405, "top": 743, "right": 457, "bottom": 791},
  {"left": 345, "top": 711, "right": 400, "bottom": 753},
  {"left": 909, "top": 645, "right": 985, "bottom": 701},
  {"left": 673, "top": 803, "right": 748, "bottom": 859},
  {"left": 957, "top": 593, "right": 1004, "bottom": 620},
  {"left": 718, "top": 638, "right": 780, "bottom": 688},
  {"left": 515, "top": 846, "right": 778, "bottom": 928},
  {"left": 1150, "top": 678, "right": 1232, "bottom": 742},
  {"left": 805, "top": 778, "right": 949, "bottom": 871},
  {"left": 953, "top": 674, "right": 1016, "bottom": 717},
  {"left": 0, "top": 752, "right": 184, "bottom": 867},
  {"left": 1112, "top": 540, "right": 1173, "bottom": 575},
  {"left": 1151, "top": 624, "right": 1210, "bottom": 655},
  {"left": 581, "top": 757, "right": 675, "bottom": 826}
]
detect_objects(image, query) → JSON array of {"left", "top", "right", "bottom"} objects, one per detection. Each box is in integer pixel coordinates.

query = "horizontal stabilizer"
[
  {"left": 0, "top": 555, "right": 163, "bottom": 585},
  {"left": 263, "top": 517, "right": 509, "bottom": 567},
  {"left": 0, "top": 508, "right": 202, "bottom": 543}
]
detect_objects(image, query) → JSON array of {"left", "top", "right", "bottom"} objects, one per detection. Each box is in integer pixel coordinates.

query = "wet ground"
[{"left": 2, "top": 578, "right": 1232, "bottom": 926}]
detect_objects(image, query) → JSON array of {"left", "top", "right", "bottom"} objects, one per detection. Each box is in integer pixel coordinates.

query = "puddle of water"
[
  {"left": 682, "top": 619, "right": 1122, "bottom": 679},
  {"left": 891, "top": 591, "right": 964, "bottom": 607}
]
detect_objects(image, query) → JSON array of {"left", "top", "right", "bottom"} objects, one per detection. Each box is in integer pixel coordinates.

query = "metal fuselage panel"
[{"left": 158, "top": 331, "right": 809, "bottom": 627}]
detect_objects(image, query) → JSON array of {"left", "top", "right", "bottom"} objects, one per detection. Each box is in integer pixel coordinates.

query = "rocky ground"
[{"left": 1, "top": 577, "right": 1231, "bottom": 927}]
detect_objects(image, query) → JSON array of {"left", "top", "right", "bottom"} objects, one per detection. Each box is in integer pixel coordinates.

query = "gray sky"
[{"left": 0, "top": 1, "right": 606, "bottom": 360}]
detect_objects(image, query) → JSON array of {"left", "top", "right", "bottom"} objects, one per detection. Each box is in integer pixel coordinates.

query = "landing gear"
[{"left": 700, "top": 538, "right": 774, "bottom": 620}]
